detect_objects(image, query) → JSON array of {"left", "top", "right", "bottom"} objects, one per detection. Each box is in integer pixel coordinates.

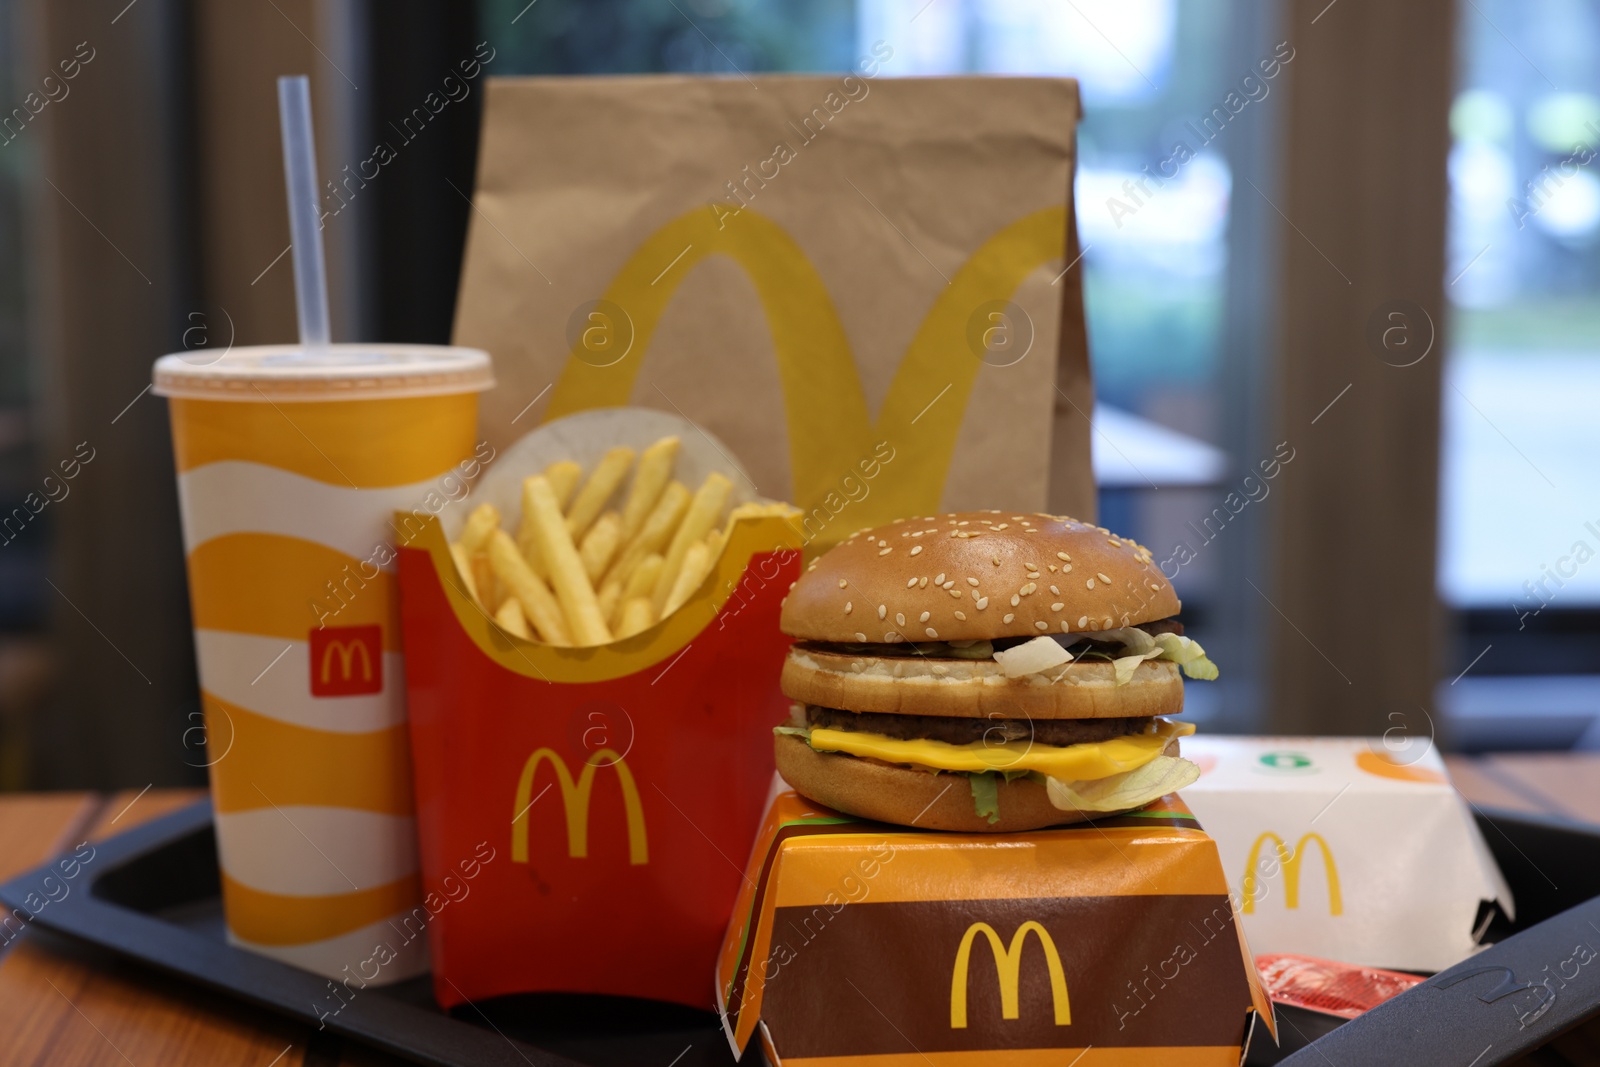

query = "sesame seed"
[
  {"left": 878, "top": 604, "right": 887, "bottom": 619},
  {"left": 1050, "top": 585, "right": 1060, "bottom": 595},
  {"left": 1061, "top": 620, "right": 1072, "bottom": 632},
  {"left": 1097, "top": 572, "right": 1112, "bottom": 584},
  {"left": 1103, "top": 616, "right": 1113, "bottom": 628},
  {"left": 838, "top": 578, "right": 848, "bottom": 588},
  {"left": 1021, "top": 582, "right": 1037, "bottom": 595},
  {"left": 935, "top": 573, "right": 946, "bottom": 585},
  {"left": 976, "top": 597, "right": 989, "bottom": 610},
  {"left": 886, "top": 631, "right": 902, "bottom": 642},
  {"left": 1010, "top": 594, "right": 1021, "bottom": 607},
  {"left": 1056, "top": 552, "right": 1070, "bottom": 561},
  {"left": 957, "top": 520, "right": 970, "bottom": 526},
  {"left": 995, "top": 523, "right": 1008, "bottom": 530},
  {"left": 1035, "top": 621, "right": 1048, "bottom": 631},
  {"left": 1024, "top": 562, "right": 1036, "bottom": 570},
  {"left": 1051, "top": 602, "right": 1064, "bottom": 612},
  {"left": 896, "top": 612, "right": 906, "bottom": 626},
  {"left": 919, "top": 611, "right": 931, "bottom": 623},
  {"left": 944, "top": 580, "right": 956, "bottom": 589},
  {"left": 920, "top": 577, "right": 929, "bottom": 588},
  {"left": 855, "top": 632, "right": 867, "bottom": 641},
  {"left": 911, "top": 545, "right": 923, "bottom": 556},
  {"left": 1012, "top": 516, "right": 1025, "bottom": 521},
  {"left": 992, "top": 557, "right": 1001, "bottom": 567},
  {"left": 1003, "top": 613, "right": 1015, "bottom": 624},
  {"left": 878, "top": 539, "right": 887, "bottom": 547},
  {"left": 967, "top": 577, "right": 979, "bottom": 586},
  {"left": 955, "top": 611, "right": 967, "bottom": 621},
  {"left": 907, "top": 577, "right": 918, "bottom": 588},
  {"left": 1048, "top": 564, "right": 1058, "bottom": 572},
  {"left": 1079, "top": 616, "right": 1089, "bottom": 627},
  {"left": 925, "top": 627, "right": 939, "bottom": 639},
  {"left": 878, "top": 547, "right": 891, "bottom": 556},
  {"left": 1062, "top": 564, "right": 1072, "bottom": 573},
  {"left": 1086, "top": 579, "right": 1096, "bottom": 589},
  {"left": 949, "top": 589, "right": 962, "bottom": 598},
  {"left": 845, "top": 602, "right": 854, "bottom": 614}
]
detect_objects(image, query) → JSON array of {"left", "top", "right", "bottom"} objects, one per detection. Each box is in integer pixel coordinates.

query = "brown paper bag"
[{"left": 453, "top": 73, "right": 1094, "bottom": 544}]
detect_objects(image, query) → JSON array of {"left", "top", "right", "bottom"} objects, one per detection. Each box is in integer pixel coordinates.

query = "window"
[{"left": 1440, "top": 0, "right": 1600, "bottom": 748}]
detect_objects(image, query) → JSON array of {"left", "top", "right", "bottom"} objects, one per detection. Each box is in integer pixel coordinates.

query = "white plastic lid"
[{"left": 152, "top": 343, "right": 495, "bottom": 402}]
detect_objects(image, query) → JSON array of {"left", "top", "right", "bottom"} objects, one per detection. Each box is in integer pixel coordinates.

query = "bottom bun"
[{"left": 773, "top": 732, "right": 1173, "bottom": 833}]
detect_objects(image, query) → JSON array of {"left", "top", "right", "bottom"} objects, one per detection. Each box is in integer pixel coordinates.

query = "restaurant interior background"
[{"left": 0, "top": 0, "right": 1595, "bottom": 789}]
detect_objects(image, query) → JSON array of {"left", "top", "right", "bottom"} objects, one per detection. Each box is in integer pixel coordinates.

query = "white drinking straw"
[{"left": 277, "top": 75, "right": 331, "bottom": 355}]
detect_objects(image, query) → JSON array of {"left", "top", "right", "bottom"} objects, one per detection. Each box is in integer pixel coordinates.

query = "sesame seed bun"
[
  {"left": 774, "top": 732, "right": 1185, "bottom": 832},
  {"left": 783, "top": 646, "right": 1183, "bottom": 719},
  {"left": 781, "top": 511, "right": 1179, "bottom": 644}
]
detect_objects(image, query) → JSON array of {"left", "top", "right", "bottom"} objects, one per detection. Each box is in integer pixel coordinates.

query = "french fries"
[
  {"left": 523, "top": 476, "right": 612, "bottom": 645},
  {"left": 488, "top": 529, "right": 569, "bottom": 644},
  {"left": 617, "top": 597, "right": 654, "bottom": 639},
  {"left": 451, "top": 434, "right": 772, "bottom": 647},
  {"left": 663, "top": 541, "right": 712, "bottom": 617},
  {"left": 544, "top": 460, "right": 583, "bottom": 510},
  {"left": 494, "top": 596, "right": 531, "bottom": 639},
  {"left": 652, "top": 472, "right": 732, "bottom": 612},
  {"left": 579, "top": 510, "right": 623, "bottom": 583},
  {"left": 620, "top": 436, "right": 679, "bottom": 540},
  {"left": 566, "top": 446, "right": 634, "bottom": 542}
]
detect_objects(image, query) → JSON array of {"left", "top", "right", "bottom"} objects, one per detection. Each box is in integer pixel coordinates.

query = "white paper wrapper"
[{"left": 1180, "top": 735, "right": 1513, "bottom": 973}]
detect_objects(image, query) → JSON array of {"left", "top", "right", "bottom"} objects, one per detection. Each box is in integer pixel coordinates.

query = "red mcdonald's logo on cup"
[{"left": 308, "top": 624, "right": 383, "bottom": 697}]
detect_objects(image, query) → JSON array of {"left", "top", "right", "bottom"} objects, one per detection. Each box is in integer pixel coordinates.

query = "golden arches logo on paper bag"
[
  {"left": 511, "top": 747, "right": 648, "bottom": 866},
  {"left": 544, "top": 205, "right": 1069, "bottom": 534},
  {"left": 1242, "top": 831, "right": 1343, "bottom": 916},
  {"left": 949, "top": 920, "right": 1071, "bottom": 1029}
]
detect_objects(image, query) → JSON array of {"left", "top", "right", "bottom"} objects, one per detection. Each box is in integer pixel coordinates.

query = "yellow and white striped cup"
[{"left": 153, "top": 344, "right": 493, "bottom": 983}]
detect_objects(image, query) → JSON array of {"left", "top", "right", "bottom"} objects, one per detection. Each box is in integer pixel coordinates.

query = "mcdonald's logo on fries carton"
[
  {"left": 717, "top": 789, "right": 1273, "bottom": 1064},
  {"left": 398, "top": 511, "right": 800, "bottom": 1009},
  {"left": 1181, "top": 736, "right": 1515, "bottom": 973}
]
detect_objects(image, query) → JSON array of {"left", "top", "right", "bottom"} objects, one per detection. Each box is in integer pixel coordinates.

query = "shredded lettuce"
[
  {"left": 774, "top": 725, "right": 809, "bottom": 738},
  {"left": 1153, "top": 632, "right": 1218, "bottom": 680},
  {"left": 969, "top": 773, "right": 1001, "bottom": 824},
  {"left": 1044, "top": 755, "right": 1199, "bottom": 813}
]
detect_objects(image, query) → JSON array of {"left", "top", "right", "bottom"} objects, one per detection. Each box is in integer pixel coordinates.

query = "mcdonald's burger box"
[
  {"left": 718, "top": 787, "right": 1275, "bottom": 1065},
  {"left": 1178, "top": 736, "right": 1514, "bottom": 973}
]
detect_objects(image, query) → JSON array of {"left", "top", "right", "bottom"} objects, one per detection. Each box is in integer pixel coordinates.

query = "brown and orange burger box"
[
  {"left": 718, "top": 789, "right": 1274, "bottom": 1065},
  {"left": 393, "top": 74, "right": 1102, "bottom": 1011}
]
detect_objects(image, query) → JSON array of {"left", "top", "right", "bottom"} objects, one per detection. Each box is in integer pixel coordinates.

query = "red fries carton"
[
  {"left": 718, "top": 789, "right": 1274, "bottom": 1065},
  {"left": 398, "top": 446, "right": 802, "bottom": 1008}
]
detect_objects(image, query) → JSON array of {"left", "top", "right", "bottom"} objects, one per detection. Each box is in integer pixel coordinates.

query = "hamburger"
[{"left": 774, "top": 511, "right": 1216, "bottom": 832}]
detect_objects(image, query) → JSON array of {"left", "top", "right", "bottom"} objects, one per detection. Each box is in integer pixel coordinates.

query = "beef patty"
[{"left": 804, "top": 705, "right": 1154, "bottom": 747}]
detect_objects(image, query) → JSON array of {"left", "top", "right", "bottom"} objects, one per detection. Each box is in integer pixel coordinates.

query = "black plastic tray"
[
  {"left": 5, "top": 798, "right": 1600, "bottom": 1066},
  {"left": 0, "top": 800, "right": 739, "bottom": 1067}
]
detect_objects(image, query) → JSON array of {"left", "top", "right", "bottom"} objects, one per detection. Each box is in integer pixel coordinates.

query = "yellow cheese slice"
[{"left": 806, "top": 718, "right": 1194, "bottom": 782}]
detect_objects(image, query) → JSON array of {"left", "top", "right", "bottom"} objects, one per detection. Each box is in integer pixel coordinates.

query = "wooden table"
[{"left": 1, "top": 755, "right": 1598, "bottom": 1065}]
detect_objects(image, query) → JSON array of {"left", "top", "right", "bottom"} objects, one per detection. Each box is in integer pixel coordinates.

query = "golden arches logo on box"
[
  {"left": 950, "top": 920, "right": 1071, "bottom": 1029},
  {"left": 544, "top": 205, "right": 1069, "bottom": 533},
  {"left": 1241, "top": 831, "right": 1343, "bottom": 916},
  {"left": 511, "top": 748, "right": 648, "bottom": 867}
]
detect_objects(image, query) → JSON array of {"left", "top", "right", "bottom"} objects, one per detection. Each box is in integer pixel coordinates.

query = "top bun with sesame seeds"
[{"left": 780, "top": 511, "right": 1179, "bottom": 643}]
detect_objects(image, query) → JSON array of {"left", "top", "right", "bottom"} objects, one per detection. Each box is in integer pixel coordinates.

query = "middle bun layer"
[{"left": 781, "top": 645, "right": 1184, "bottom": 720}]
